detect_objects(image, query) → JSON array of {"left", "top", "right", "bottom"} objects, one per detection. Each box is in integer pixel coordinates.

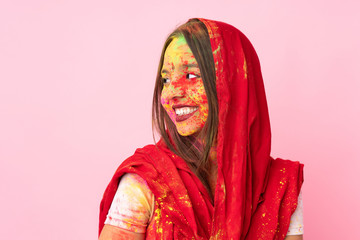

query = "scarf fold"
[{"left": 99, "top": 18, "right": 304, "bottom": 240}]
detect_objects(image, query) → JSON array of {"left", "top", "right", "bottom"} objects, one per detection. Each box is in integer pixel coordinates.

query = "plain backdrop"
[{"left": 1, "top": 0, "right": 359, "bottom": 239}]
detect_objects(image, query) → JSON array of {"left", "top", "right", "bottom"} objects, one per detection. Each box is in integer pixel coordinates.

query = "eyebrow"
[
  {"left": 185, "top": 63, "right": 199, "bottom": 69},
  {"left": 161, "top": 69, "right": 169, "bottom": 74},
  {"left": 161, "top": 63, "right": 199, "bottom": 74}
]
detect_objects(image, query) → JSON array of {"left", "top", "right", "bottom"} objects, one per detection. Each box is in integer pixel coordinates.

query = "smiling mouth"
[
  {"left": 174, "top": 106, "right": 198, "bottom": 116},
  {"left": 173, "top": 106, "right": 199, "bottom": 122}
]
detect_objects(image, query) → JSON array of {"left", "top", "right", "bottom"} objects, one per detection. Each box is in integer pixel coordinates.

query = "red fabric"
[{"left": 99, "top": 18, "right": 304, "bottom": 239}]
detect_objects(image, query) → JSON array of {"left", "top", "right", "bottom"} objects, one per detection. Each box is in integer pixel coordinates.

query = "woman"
[{"left": 99, "top": 18, "right": 304, "bottom": 240}]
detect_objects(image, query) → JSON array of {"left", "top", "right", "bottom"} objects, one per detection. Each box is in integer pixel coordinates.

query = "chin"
[
  {"left": 176, "top": 127, "right": 200, "bottom": 137},
  {"left": 178, "top": 132, "right": 192, "bottom": 137}
]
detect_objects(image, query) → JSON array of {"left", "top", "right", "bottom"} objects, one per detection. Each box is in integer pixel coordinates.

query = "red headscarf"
[{"left": 99, "top": 18, "right": 304, "bottom": 240}]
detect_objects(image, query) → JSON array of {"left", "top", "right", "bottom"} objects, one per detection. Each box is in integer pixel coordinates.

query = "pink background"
[{"left": 1, "top": 1, "right": 359, "bottom": 239}]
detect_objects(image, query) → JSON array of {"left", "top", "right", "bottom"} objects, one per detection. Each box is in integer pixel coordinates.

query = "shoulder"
[
  {"left": 266, "top": 158, "right": 304, "bottom": 212},
  {"left": 99, "top": 145, "right": 160, "bottom": 235},
  {"left": 269, "top": 158, "right": 304, "bottom": 184},
  {"left": 108, "top": 143, "right": 163, "bottom": 182},
  {"left": 270, "top": 158, "right": 304, "bottom": 170},
  {"left": 121, "top": 143, "right": 160, "bottom": 166},
  {"left": 105, "top": 173, "right": 155, "bottom": 233},
  {"left": 118, "top": 173, "right": 152, "bottom": 195},
  {"left": 115, "top": 141, "right": 175, "bottom": 172},
  {"left": 114, "top": 173, "right": 154, "bottom": 213}
]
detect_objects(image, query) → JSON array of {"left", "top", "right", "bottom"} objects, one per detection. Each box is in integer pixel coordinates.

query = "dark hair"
[{"left": 152, "top": 19, "right": 218, "bottom": 199}]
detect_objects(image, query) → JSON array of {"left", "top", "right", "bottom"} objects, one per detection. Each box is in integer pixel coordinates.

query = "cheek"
[
  {"left": 160, "top": 91, "right": 176, "bottom": 121},
  {"left": 199, "top": 103, "right": 209, "bottom": 123},
  {"left": 187, "top": 83, "right": 209, "bottom": 125},
  {"left": 187, "top": 83, "right": 208, "bottom": 105},
  {"left": 160, "top": 91, "right": 167, "bottom": 106}
]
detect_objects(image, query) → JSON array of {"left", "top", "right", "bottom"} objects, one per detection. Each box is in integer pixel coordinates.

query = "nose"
[{"left": 163, "top": 77, "right": 185, "bottom": 101}]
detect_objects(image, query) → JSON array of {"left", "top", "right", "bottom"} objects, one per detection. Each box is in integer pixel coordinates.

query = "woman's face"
[{"left": 160, "top": 35, "right": 209, "bottom": 136}]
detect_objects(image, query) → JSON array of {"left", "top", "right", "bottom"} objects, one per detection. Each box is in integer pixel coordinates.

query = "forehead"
[{"left": 163, "top": 36, "right": 195, "bottom": 64}]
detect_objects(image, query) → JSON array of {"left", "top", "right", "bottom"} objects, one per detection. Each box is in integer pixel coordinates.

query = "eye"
[
  {"left": 162, "top": 78, "right": 170, "bottom": 84},
  {"left": 186, "top": 73, "right": 198, "bottom": 79}
]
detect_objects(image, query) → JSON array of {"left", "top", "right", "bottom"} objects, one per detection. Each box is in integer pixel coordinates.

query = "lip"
[
  {"left": 172, "top": 104, "right": 197, "bottom": 110},
  {"left": 172, "top": 104, "right": 198, "bottom": 122}
]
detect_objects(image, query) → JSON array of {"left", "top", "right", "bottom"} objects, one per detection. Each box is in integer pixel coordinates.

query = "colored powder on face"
[{"left": 160, "top": 35, "right": 209, "bottom": 136}]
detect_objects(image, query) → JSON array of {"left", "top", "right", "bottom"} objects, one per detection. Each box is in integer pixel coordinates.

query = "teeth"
[{"left": 175, "top": 107, "right": 198, "bottom": 116}]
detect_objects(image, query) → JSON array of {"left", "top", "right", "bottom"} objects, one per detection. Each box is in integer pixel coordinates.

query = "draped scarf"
[{"left": 99, "top": 18, "right": 304, "bottom": 240}]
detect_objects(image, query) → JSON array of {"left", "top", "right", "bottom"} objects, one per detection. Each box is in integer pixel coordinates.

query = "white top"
[{"left": 105, "top": 173, "right": 303, "bottom": 235}]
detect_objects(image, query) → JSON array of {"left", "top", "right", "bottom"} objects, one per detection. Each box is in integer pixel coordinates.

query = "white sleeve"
[
  {"left": 286, "top": 191, "right": 304, "bottom": 235},
  {"left": 104, "top": 173, "right": 155, "bottom": 233}
]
